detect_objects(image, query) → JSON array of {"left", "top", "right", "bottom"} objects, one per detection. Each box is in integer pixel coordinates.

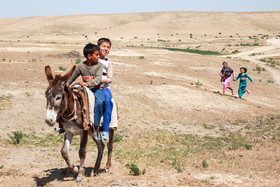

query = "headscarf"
[{"left": 221, "top": 62, "right": 233, "bottom": 81}]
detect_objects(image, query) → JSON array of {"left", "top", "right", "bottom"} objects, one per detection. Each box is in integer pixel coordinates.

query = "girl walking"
[
  {"left": 234, "top": 67, "right": 253, "bottom": 99},
  {"left": 220, "top": 61, "right": 235, "bottom": 95}
]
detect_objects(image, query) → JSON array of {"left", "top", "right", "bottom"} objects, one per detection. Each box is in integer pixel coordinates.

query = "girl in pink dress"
[{"left": 220, "top": 61, "right": 235, "bottom": 95}]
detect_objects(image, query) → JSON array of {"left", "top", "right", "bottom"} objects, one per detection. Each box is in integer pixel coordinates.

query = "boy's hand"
[
  {"left": 80, "top": 82, "right": 89, "bottom": 87},
  {"left": 101, "top": 79, "right": 107, "bottom": 83}
]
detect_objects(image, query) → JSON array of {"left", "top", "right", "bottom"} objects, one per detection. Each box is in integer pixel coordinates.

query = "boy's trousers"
[
  {"left": 90, "top": 88, "right": 105, "bottom": 126},
  {"left": 102, "top": 88, "right": 113, "bottom": 132}
]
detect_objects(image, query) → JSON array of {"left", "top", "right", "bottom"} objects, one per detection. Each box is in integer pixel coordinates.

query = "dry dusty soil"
[{"left": 0, "top": 12, "right": 280, "bottom": 186}]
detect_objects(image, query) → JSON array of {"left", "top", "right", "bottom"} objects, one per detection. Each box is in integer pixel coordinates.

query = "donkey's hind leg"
[
  {"left": 92, "top": 136, "right": 105, "bottom": 175},
  {"left": 61, "top": 132, "right": 78, "bottom": 173},
  {"left": 76, "top": 130, "right": 88, "bottom": 183},
  {"left": 106, "top": 128, "right": 114, "bottom": 172}
]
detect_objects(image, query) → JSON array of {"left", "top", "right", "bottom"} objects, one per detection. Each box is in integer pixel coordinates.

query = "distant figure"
[
  {"left": 234, "top": 67, "right": 254, "bottom": 99},
  {"left": 220, "top": 61, "right": 235, "bottom": 95}
]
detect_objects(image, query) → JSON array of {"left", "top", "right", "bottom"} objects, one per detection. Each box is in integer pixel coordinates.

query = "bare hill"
[{"left": 0, "top": 12, "right": 280, "bottom": 186}]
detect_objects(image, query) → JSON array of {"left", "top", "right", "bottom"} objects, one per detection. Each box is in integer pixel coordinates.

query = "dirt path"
[{"left": 228, "top": 39, "right": 280, "bottom": 86}]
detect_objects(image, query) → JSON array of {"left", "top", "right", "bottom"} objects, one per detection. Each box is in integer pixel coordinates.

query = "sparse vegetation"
[
  {"left": 113, "top": 134, "right": 123, "bottom": 143},
  {"left": 203, "top": 124, "right": 215, "bottom": 130},
  {"left": 232, "top": 50, "right": 240, "bottom": 54},
  {"left": 202, "top": 159, "right": 208, "bottom": 168},
  {"left": 245, "top": 144, "right": 253, "bottom": 150},
  {"left": 254, "top": 66, "right": 266, "bottom": 74},
  {"left": 0, "top": 95, "right": 13, "bottom": 109},
  {"left": 172, "top": 159, "right": 183, "bottom": 173},
  {"left": 59, "top": 66, "right": 67, "bottom": 71},
  {"left": 8, "top": 131, "right": 24, "bottom": 145},
  {"left": 139, "top": 56, "right": 145, "bottom": 59},
  {"left": 75, "top": 58, "right": 81, "bottom": 64},
  {"left": 195, "top": 80, "right": 202, "bottom": 87},
  {"left": 261, "top": 57, "right": 280, "bottom": 68},
  {"left": 125, "top": 163, "right": 141, "bottom": 175},
  {"left": 267, "top": 80, "right": 274, "bottom": 84},
  {"left": 160, "top": 47, "right": 224, "bottom": 56}
]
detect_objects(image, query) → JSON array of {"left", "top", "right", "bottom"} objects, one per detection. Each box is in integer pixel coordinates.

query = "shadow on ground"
[{"left": 33, "top": 167, "right": 109, "bottom": 186}]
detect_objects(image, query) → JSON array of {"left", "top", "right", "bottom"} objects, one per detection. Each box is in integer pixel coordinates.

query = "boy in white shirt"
[{"left": 98, "top": 38, "right": 113, "bottom": 142}]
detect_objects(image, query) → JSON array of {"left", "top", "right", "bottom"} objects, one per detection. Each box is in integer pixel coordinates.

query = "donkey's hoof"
[
  {"left": 105, "top": 168, "right": 110, "bottom": 173},
  {"left": 76, "top": 177, "right": 82, "bottom": 183},
  {"left": 92, "top": 171, "right": 98, "bottom": 177}
]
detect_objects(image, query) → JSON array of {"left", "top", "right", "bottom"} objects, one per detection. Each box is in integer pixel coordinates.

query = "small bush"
[
  {"left": 139, "top": 56, "right": 144, "bottom": 59},
  {"left": 125, "top": 163, "right": 141, "bottom": 175},
  {"left": 172, "top": 160, "right": 183, "bottom": 173},
  {"left": 59, "top": 66, "right": 66, "bottom": 71},
  {"left": 75, "top": 58, "right": 81, "bottom": 64},
  {"left": 202, "top": 159, "right": 208, "bottom": 168},
  {"left": 142, "top": 168, "right": 146, "bottom": 175},
  {"left": 245, "top": 144, "right": 253, "bottom": 150},
  {"left": 113, "top": 134, "right": 123, "bottom": 143},
  {"left": 267, "top": 80, "right": 274, "bottom": 84},
  {"left": 232, "top": 50, "right": 240, "bottom": 54},
  {"left": 8, "top": 131, "right": 24, "bottom": 145},
  {"left": 196, "top": 80, "right": 202, "bottom": 87}
]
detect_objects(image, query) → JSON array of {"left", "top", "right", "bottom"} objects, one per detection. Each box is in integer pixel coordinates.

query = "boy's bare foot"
[{"left": 246, "top": 89, "right": 250, "bottom": 94}]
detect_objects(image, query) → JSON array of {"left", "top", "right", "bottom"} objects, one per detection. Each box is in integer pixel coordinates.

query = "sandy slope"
[{"left": 0, "top": 12, "right": 280, "bottom": 186}]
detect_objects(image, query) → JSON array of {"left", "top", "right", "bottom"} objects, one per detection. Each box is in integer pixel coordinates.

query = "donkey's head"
[{"left": 44, "top": 65, "right": 76, "bottom": 126}]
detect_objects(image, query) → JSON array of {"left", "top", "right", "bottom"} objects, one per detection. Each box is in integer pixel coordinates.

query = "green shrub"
[
  {"left": 139, "top": 56, "right": 144, "bottom": 59},
  {"left": 113, "top": 134, "right": 123, "bottom": 143},
  {"left": 162, "top": 48, "right": 223, "bottom": 56},
  {"left": 172, "top": 160, "right": 183, "bottom": 173},
  {"left": 196, "top": 80, "right": 202, "bottom": 87},
  {"left": 202, "top": 159, "right": 208, "bottom": 168},
  {"left": 75, "top": 58, "right": 81, "bottom": 64},
  {"left": 125, "top": 163, "right": 141, "bottom": 175},
  {"left": 59, "top": 66, "right": 66, "bottom": 71},
  {"left": 232, "top": 50, "right": 240, "bottom": 54},
  {"left": 245, "top": 144, "right": 253, "bottom": 150},
  {"left": 8, "top": 131, "right": 24, "bottom": 145}
]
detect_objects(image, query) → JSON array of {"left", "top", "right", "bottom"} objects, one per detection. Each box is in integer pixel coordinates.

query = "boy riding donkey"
[{"left": 66, "top": 43, "right": 108, "bottom": 141}]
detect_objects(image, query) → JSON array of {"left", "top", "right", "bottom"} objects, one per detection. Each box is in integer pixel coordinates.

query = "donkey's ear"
[
  {"left": 61, "top": 65, "right": 76, "bottom": 82},
  {"left": 45, "top": 65, "right": 54, "bottom": 83}
]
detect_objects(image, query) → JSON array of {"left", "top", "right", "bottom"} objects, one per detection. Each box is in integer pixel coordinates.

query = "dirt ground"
[{"left": 0, "top": 12, "right": 280, "bottom": 186}]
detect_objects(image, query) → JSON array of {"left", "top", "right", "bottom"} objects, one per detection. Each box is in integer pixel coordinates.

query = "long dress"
[
  {"left": 220, "top": 67, "right": 235, "bottom": 91},
  {"left": 235, "top": 73, "right": 253, "bottom": 98}
]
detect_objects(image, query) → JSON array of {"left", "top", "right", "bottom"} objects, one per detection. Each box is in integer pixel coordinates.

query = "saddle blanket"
[{"left": 83, "top": 86, "right": 118, "bottom": 129}]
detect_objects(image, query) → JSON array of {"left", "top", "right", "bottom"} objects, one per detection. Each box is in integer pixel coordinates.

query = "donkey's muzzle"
[
  {"left": 45, "top": 109, "right": 58, "bottom": 127},
  {"left": 45, "top": 118, "right": 55, "bottom": 126}
]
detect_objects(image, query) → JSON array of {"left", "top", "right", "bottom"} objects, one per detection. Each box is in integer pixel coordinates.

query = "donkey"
[{"left": 44, "top": 65, "right": 114, "bottom": 183}]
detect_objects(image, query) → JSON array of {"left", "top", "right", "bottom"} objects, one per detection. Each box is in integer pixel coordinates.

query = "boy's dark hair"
[
  {"left": 83, "top": 43, "right": 100, "bottom": 58},
  {"left": 240, "top": 67, "right": 247, "bottom": 73},
  {"left": 97, "top": 38, "right": 112, "bottom": 47}
]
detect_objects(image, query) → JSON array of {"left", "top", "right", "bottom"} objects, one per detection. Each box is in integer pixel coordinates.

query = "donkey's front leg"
[
  {"left": 76, "top": 130, "right": 88, "bottom": 183},
  {"left": 61, "top": 132, "right": 78, "bottom": 173},
  {"left": 93, "top": 136, "right": 105, "bottom": 175}
]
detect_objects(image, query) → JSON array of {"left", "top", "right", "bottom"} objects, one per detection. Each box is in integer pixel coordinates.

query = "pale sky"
[{"left": 0, "top": 0, "right": 279, "bottom": 18}]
